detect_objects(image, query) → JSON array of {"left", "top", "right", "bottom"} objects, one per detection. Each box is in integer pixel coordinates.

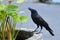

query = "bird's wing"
[
  {"left": 35, "top": 15, "right": 48, "bottom": 25},
  {"left": 36, "top": 15, "right": 45, "bottom": 22}
]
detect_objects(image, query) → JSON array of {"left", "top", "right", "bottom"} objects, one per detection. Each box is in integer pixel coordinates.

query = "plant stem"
[
  {"left": 15, "top": 30, "right": 20, "bottom": 40},
  {"left": 12, "top": 21, "right": 16, "bottom": 40},
  {"left": 1, "top": 14, "right": 7, "bottom": 40},
  {"left": 15, "top": 23, "right": 22, "bottom": 40},
  {"left": 6, "top": 16, "right": 12, "bottom": 40},
  {"left": 2, "top": 21, "right": 5, "bottom": 40}
]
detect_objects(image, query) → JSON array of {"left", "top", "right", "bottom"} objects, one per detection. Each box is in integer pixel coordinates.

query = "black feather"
[{"left": 28, "top": 8, "right": 54, "bottom": 36}]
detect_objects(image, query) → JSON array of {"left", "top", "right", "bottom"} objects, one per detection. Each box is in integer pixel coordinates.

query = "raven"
[{"left": 28, "top": 8, "right": 54, "bottom": 36}]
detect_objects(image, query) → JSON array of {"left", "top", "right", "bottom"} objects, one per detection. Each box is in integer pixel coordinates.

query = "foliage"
[{"left": 0, "top": 0, "right": 29, "bottom": 40}]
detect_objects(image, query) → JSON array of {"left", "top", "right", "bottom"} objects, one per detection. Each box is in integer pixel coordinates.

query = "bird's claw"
[
  {"left": 32, "top": 30, "right": 37, "bottom": 32},
  {"left": 32, "top": 30, "right": 42, "bottom": 34},
  {"left": 32, "top": 27, "right": 42, "bottom": 34},
  {"left": 35, "top": 31, "right": 42, "bottom": 34}
]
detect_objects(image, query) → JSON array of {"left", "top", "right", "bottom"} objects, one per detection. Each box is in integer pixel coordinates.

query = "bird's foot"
[
  {"left": 32, "top": 27, "right": 39, "bottom": 32},
  {"left": 32, "top": 30, "right": 42, "bottom": 34},
  {"left": 35, "top": 29, "right": 42, "bottom": 34},
  {"left": 35, "top": 31, "right": 42, "bottom": 34},
  {"left": 32, "top": 29, "right": 37, "bottom": 32}
]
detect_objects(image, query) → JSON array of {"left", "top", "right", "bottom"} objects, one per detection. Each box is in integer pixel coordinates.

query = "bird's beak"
[{"left": 28, "top": 8, "right": 32, "bottom": 11}]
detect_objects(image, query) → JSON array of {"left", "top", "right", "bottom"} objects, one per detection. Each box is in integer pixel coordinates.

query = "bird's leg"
[
  {"left": 39, "top": 26, "right": 43, "bottom": 33},
  {"left": 33, "top": 25, "right": 39, "bottom": 32},
  {"left": 36, "top": 26, "right": 43, "bottom": 34}
]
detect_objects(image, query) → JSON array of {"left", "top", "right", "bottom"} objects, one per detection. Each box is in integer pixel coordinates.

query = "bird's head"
[
  {"left": 28, "top": 8, "right": 37, "bottom": 13},
  {"left": 28, "top": 8, "right": 33, "bottom": 11}
]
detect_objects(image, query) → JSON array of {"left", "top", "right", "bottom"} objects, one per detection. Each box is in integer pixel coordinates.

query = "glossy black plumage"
[{"left": 28, "top": 8, "right": 54, "bottom": 36}]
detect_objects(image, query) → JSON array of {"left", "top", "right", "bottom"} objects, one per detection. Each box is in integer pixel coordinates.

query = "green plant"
[{"left": 0, "top": 0, "right": 29, "bottom": 40}]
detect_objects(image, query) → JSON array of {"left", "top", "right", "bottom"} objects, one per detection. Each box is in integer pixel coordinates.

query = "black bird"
[{"left": 28, "top": 8, "right": 54, "bottom": 36}]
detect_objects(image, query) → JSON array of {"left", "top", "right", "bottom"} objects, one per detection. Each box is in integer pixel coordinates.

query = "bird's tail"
[{"left": 44, "top": 25, "right": 54, "bottom": 36}]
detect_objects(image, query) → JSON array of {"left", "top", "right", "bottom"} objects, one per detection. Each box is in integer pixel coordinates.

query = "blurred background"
[{"left": 2, "top": 0, "right": 60, "bottom": 40}]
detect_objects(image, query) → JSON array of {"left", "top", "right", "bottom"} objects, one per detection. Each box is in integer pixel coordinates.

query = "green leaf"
[
  {"left": 0, "top": 4, "right": 5, "bottom": 11},
  {"left": 8, "top": 13, "right": 21, "bottom": 22},
  {"left": 7, "top": 5, "right": 18, "bottom": 13},
  {"left": 20, "top": 16, "right": 29, "bottom": 23},
  {"left": 13, "top": 16, "right": 21, "bottom": 22},
  {"left": 7, "top": 11, "right": 16, "bottom": 15},
  {"left": 0, "top": 12, "right": 2, "bottom": 21},
  {"left": 0, "top": 10, "right": 5, "bottom": 21},
  {"left": 8, "top": 12, "right": 17, "bottom": 16}
]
